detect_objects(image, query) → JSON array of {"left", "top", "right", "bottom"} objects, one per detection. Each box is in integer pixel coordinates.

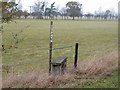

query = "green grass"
[
  {"left": 75, "top": 71, "right": 119, "bottom": 88},
  {"left": 50, "top": 71, "right": 118, "bottom": 88},
  {"left": 2, "top": 19, "right": 118, "bottom": 76}
]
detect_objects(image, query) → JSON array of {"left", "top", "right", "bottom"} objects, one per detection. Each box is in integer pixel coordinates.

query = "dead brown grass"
[
  {"left": 2, "top": 71, "right": 73, "bottom": 88},
  {"left": 73, "top": 51, "right": 118, "bottom": 76},
  {"left": 2, "top": 51, "right": 118, "bottom": 88}
]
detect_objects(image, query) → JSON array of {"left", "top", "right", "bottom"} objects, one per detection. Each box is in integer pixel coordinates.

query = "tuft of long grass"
[
  {"left": 2, "top": 71, "right": 73, "bottom": 88},
  {"left": 72, "top": 51, "right": 118, "bottom": 76}
]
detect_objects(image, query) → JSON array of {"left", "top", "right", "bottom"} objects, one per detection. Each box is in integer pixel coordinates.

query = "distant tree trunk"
[
  {"left": 45, "top": 15, "right": 46, "bottom": 19},
  {"left": 62, "top": 15, "right": 63, "bottom": 20},
  {"left": 73, "top": 16, "right": 75, "bottom": 20},
  {"left": 110, "top": 14, "right": 112, "bottom": 20},
  {"left": 81, "top": 16, "right": 82, "bottom": 20},
  {"left": 52, "top": 15, "right": 54, "bottom": 20},
  {"left": 25, "top": 15, "right": 27, "bottom": 19},
  {"left": 104, "top": 17, "right": 107, "bottom": 20},
  {"left": 64, "top": 16, "right": 66, "bottom": 20},
  {"left": 33, "top": 16, "right": 34, "bottom": 19},
  {"left": 47, "top": 16, "right": 49, "bottom": 20},
  {"left": 49, "top": 16, "right": 50, "bottom": 20},
  {"left": 56, "top": 16, "right": 57, "bottom": 20},
  {"left": 18, "top": 16, "right": 21, "bottom": 19},
  {"left": 67, "top": 16, "right": 68, "bottom": 20}
]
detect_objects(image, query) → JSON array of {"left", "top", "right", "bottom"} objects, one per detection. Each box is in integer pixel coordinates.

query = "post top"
[{"left": 51, "top": 21, "right": 53, "bottom": 25}]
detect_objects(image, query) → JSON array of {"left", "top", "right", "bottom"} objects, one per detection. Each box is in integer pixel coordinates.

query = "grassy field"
[{"left": 2, "top": 19, "right": 118, "bottom": 88}]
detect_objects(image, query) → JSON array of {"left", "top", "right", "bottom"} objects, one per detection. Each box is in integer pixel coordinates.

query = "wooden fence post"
[
  {"left": 49, "top": 21, "right": 53, "bottom": 75},
  {"left": 74, "top": 43, "right": 79, "bottom": 68}
]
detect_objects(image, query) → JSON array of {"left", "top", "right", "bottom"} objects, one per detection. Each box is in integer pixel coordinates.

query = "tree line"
[{"left": 1, "top": 0, "right": 119, "bottom": 21}]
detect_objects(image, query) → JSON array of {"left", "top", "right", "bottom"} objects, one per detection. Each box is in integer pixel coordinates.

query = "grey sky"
[{"left": 20, "top": 0, "right": 119, "bottom": 14}]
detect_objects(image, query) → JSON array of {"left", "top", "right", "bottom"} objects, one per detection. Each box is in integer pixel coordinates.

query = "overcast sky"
[{"left": 19, "top": 0, "right": 119, "bottom": 14}]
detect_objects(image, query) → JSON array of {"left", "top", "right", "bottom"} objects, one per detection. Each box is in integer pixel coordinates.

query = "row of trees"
[
  {"left": 1, "top": 0, "right": 118, "bottom": 20},
  {"left": 25, "top": 1, "right": 118, "bottom": 20},
  {"left": 15, "top": 10, "right": 29, "bottom": 19}
]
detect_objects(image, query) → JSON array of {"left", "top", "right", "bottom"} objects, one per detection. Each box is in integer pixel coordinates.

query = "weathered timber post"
[
  {"left": 74, "top": 43, "right": 79, "bottom": 68},
  {"left": 49, "top": 21, "right": 53, "bottom": 75}
]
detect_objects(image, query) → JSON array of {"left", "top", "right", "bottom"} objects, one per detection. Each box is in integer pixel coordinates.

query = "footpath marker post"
[{"left": 49, "top": 21, "right": 53, "bottom": 75}]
